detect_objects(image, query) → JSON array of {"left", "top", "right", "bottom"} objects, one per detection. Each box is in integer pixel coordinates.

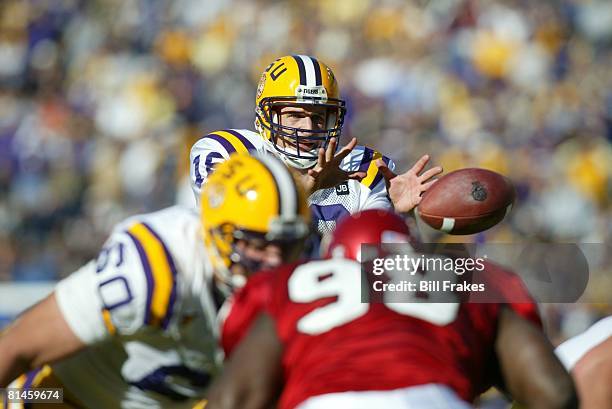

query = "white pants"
[{"left": 296, "top": 384, "right": 473, "bottom": 409}]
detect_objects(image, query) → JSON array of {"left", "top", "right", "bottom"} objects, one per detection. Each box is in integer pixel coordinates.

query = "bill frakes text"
[{"left": 372, "top": 280, "right": 485, "bottom": 293}]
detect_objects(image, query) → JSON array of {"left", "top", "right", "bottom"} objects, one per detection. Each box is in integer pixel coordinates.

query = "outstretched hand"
[
  {"left": 377, "top": 154, "right": 442, "bottom": 213},
  {"left": 302, "top": 137, "right": 366, "bottom": 193}
]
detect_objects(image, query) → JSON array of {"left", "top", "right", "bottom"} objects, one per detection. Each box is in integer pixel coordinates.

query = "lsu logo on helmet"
[{"left": 200, "top": 153, "right": 311, "bottom": 289}]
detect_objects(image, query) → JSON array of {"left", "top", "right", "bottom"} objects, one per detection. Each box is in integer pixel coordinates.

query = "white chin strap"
[
  {"left": 279, "top": 152, "right": 318, "bottom": 169},
  {"left": 263, "top": 139, "right": 318, "bottom": 169}
]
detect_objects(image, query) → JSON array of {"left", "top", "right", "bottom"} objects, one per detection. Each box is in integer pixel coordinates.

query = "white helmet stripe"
[
  {"left": 297, "top": 55, "right": 318, "bottom": 88},
  {"left": 257, "top": 154, "right": 298, "bottom": 218}
]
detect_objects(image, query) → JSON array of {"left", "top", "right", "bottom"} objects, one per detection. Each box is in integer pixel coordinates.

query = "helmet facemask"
[
  {"left": 206, "top": 219, "right": 309, "bottom": 293},
  {"left": 256, "top": 97, "right": 346, "bottom": 169}
]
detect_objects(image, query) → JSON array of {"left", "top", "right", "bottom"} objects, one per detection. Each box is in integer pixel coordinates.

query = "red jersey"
[
  {"left": 269, "top": 258, "right": 539, "bottom": 409},
  {"left": 221, "top": 258, "right": 540, "bottom": 409}
]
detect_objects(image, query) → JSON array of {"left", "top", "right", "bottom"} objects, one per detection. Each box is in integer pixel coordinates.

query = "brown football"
[{"left": 417, "top": 168, "right": 515, "bottom": 235}]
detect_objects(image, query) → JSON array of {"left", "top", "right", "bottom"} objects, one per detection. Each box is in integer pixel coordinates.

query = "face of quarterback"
[{"left": 276, "top": 105, "right": 329, "bottom": 154}]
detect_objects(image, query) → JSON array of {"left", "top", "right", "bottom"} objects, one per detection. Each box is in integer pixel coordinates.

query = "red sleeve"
[{"left": 480, "top": 261, "right": 542, "bottom": 328}]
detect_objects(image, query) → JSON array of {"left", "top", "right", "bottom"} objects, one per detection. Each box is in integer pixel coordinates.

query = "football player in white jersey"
[
  {"left": 190, "top": 55, "right": 442, "bottom": 236},
  {"left": 0, "top": 154, "right": 310, "bottom": 409}
]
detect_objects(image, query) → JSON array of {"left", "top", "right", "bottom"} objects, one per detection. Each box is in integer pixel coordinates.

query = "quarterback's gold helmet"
[
  {"left": 254, "top": 55, "right": 346, "bottom": 169},
  {"left": 200, "top": 153, "right": 311, "bottom": 288}
]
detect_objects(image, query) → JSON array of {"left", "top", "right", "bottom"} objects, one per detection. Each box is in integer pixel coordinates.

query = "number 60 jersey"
[{"left": 53, "top": 206, "right": 220, "bottom": 409}]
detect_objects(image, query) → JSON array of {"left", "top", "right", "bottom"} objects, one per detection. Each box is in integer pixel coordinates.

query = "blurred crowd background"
[{"left": 0, "top": 0, "right": 611, "bottom": 341}]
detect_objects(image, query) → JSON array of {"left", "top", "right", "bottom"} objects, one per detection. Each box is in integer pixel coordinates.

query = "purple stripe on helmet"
[
  {"left": 310, "top": 56, "right": 322, "bottom": 86},
  {"left": 292, "top": 55, "right": 307, "bottom": 86}
]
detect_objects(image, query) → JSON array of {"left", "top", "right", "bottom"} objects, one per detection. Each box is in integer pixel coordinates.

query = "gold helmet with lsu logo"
[
  {"left": 200, "top": 152, "right": 311, "bottom": 289},
  {"left": 254, "top": 55, "right": 346, "bottom": 169}
]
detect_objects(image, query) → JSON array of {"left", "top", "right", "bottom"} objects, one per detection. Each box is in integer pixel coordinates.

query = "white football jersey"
[
  {"left": 190, "top": 129, "right": 395, "bottom": 236},
  {"left": 53, "top": 206, "right": 219, "bottom": 409}
]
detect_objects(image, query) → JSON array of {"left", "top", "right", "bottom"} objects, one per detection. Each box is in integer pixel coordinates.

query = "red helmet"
[{"left": 322, "top": 209, "right": 413, "bottom": 261}]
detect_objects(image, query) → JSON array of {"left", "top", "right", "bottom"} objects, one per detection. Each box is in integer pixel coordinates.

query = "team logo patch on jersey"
[{"left": 335, "top": 182, "right": 349, "bottom": 195}]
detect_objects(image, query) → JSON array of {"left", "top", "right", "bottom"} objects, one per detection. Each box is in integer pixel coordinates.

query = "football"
[{"left": 417, "top": 168, "right": 515, "bottom": 235}]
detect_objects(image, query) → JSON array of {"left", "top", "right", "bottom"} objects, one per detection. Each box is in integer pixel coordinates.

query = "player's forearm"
[
  {"left": 573, "top": 343, "right": 612, "bottom": 409},
  {"left": 205, "top": 392, "right": 263, "bottom": 409},
  {"left": 0, "top": 329, "right": 33, "bottom": 386},
  {"left": 0, "top": 294, "right": 85, "bottom": 387},
  {"left": 206, "top": 371, "right": 275, "bottom": 409},
  {"left": 496, "top": 308, "right": 578, "bottom": 409},
  {"left": 208, "top": 314, "right": 282, "bottom": 409},
  {"left": 517, "top": 378, "right": 577, "bottom": 409}
]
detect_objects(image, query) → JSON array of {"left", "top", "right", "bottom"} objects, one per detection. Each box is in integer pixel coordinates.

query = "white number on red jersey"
[{"left": 288, "top": 259, "right": 459, "bottom": 335}]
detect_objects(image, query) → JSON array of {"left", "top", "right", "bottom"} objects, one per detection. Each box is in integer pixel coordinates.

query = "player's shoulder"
[
  {"left": 477, "top": 260, "right": 541, "bottom": 326},
  {"left": 96, "top": 206, "right": 206, "bottom": 333},
  {"left": 115, "top": 205, "right": 199, "bottom": 231},
  {"left": 191, "top": 128, "right": 265, "bottom": 156},
  {"left": 225, "top": 270, "right": 277, "bottom": 311},
  {"left": 340, "top": 145, "right": 394, "bottom": 170},
  {"left": 228, "top": 270, "right": 277, "bottom": 317},
  {"left": 190, "top": 129, "right": 266, "bottom": 194},
  {"left": 340, "top": 145, "right": 395, "bottom": 190},
  {"left": 279, "top": 259, "right": 313, "bottom": 278},
  {"left": 112, "top": 205, "right": 202, "bottom": 256}
]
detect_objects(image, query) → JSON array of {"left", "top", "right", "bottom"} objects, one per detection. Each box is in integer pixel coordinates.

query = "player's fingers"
[
  {"left": 376, "top": 159, "right": 397, "bottom": 181},
  {"left": 420, "top": 178, "right": 438, "bottom": 192},
  {"left": 335, "top": 138, "right": 357, "bottom": 161},
  {"left": 410, "top": 154, "right": 430, "bottom": 174},
  {"left": 344, "top": 137, "right": 358, "bottom": 151},
  {"left": 325, "top": 138, "right": 337, "bottom": 162},
  {"left": 348, "top": 171, "right": 367, "bottom": 181},
  {"left": 317, "top": 147, "right": 326, "bottom": 166},
  {"left": 335, "top": 137, "right": 358, "bottom": 162},
  {"left": 419, "top": 166, "right": 443, "bottom": 182}
]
